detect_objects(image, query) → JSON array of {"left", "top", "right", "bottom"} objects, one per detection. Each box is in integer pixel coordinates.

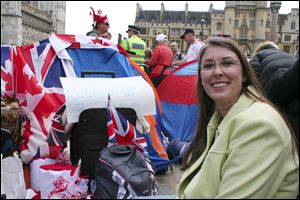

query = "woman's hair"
[
  {"left": 253, "top": 41, "right": 279, "bottom": 55},
  {"left": 181, "top": 37, "right": 299, "bottom": 170}
]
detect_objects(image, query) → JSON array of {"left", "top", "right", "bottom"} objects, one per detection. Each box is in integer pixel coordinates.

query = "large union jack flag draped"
[
  {"left": 107, "top": 100, "right": 147, "bottom": 152},
  {"left": 1, "top": 35, "right": 123, "bottom": 163},
  {"left": 1, "top": 35, "right": 170, "bottom": 172},
  {"left": 14, "top": 44, "right": 66, "bottom": 163}
]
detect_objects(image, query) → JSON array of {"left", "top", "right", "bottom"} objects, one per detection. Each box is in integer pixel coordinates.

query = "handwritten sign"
[{"left": 60, "top": 76, "right": 156, "bottom": 123}]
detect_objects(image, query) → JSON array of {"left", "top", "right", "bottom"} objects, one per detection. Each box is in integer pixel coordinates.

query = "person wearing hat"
[
  {"left": 145, "top": 34, "right": 173, "bottom": 87},
  {"left": 120, "top": 25, "right": 147, "bottom": 68},
  {"left": 172, "top": 28, "right": 205, "bottom": 66},
  {"left": 86, "top": 7, "right": 110, "bottom": 39}
]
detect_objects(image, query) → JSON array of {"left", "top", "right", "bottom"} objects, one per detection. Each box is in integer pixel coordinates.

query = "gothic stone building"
[
  {"left": 135, "top": 1, "right": 299, "bottom": 57},
  {"left": 1, "top": 1, "right": 66, "bottom": 45}
]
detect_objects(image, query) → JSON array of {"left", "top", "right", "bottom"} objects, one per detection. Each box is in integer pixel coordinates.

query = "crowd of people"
[{"left": 88, "top": 7, "right": 299, "bottom": 199}]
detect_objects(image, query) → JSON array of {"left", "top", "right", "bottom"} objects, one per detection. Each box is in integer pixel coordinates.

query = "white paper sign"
[{"left": 60, "top": 76, "right": 156, "bottom": 123}]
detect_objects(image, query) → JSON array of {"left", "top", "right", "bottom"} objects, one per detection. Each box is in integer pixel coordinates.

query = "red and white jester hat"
[{"left": 90, "top": 7, "right": 109, "bottom": 27}]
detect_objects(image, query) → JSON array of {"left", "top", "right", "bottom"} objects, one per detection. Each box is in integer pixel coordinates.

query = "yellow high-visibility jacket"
[{"left": 121, "top": 35, "right": 146, "bottom": 65}]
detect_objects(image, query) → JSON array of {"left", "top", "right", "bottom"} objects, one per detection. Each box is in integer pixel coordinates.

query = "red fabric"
[
  {"left": 146, "top": 44, "right": 173, "bottom": 78},
  {"left": 90, "top": 7, "right": 109, "bottom": 24},
  {"left": 55, "top": 34, "right": 77, "bottom": 43},
  {"left": 157, "top": 75, "right": 198, "bottom": 104}
]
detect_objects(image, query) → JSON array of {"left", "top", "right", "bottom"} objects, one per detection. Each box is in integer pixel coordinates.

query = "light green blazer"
[{"left": 177, "top": 93, "right": 299, "bottom": 199}]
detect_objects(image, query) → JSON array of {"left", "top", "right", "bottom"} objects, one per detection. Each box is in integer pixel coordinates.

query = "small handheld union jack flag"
[{"left": 106, "top": 94, "right": 147, "bottom": 152}]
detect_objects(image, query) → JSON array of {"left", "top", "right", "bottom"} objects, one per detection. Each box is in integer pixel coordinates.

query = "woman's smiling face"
[{"left": 200, "top": 46, "right": 243, "bottom": 114}]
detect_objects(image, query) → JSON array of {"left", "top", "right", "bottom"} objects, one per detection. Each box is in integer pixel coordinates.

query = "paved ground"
[{"left": 155, "top": 164, "right": 183, "bottom": 196}]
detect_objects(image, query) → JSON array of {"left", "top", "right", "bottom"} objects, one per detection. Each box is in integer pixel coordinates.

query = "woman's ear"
[{"left": 243, "top": 76, "right": 246, "bottom": 83}]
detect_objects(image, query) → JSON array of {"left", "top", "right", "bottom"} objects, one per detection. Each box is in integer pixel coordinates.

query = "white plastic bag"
[
  {"left": 30, "top": 158, "right": 88, "bottom": 199},
  {"left": 1, "top": 153, "right": 26, "bottom": 199},
  {"left": 30, "top": 158, "right": 57, "bottom": 192}
]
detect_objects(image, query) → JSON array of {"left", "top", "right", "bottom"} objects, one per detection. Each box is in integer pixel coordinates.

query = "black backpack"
[{"left": 93, "top": 144, "right": 158, "bottom": 199}]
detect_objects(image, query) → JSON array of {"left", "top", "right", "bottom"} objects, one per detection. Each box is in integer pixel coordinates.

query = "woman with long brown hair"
[{"left": 178, "top": 37, "right": 299, "bottom": 198}]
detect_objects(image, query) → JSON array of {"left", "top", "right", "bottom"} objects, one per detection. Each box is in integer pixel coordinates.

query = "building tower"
[
  {"left": 39, "top": 1, "right": 66, "bottom": 34},
  {"left": 270, "top": 1, "right": 281, "bottom": 42},
  {"left": 224, "top": 1, "right": 236, "bottom": 37},
  {"left": 255, "top": 1, "right": 267, "bottom": 41},
  {"left": 1, "top": 1, "right": 22, "bottom": 45}
]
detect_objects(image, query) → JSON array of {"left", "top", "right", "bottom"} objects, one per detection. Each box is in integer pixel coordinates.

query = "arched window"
[
  {"left": 240, "top": 24, "right": 248, "bottom": 39},
  {"left": 153, "top": 30, "right": 157, "bottom": 35},
  {"left": 250, "top": 20, "right": 255, "bottom": 28},
  {"left": 266, "top": 19, "right": 270, "bottom": 28},
  {"left": 216, "top": 22, "right": 222, "bottom": 31},
  {"left": 229, "top": 18, "right": 231, "bottom": 24},
  {"left": 235, "top": 19, "right": 239, "bottom": 27},
  {"left": 241, "top": 29, "right": 247, "bottom": 39},
  {"left": 291, "top": 20, "right": 296, "bottom": 30},
  {"left": 284, "top": 34, "right": 291, "bottom": 41}
]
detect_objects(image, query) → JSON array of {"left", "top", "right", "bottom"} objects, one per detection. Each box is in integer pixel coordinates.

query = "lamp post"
[{"left": 200, "top": 16, "right": 205, "bottom": 41}]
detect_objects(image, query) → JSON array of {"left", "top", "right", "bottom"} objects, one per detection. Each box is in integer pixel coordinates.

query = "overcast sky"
[{"left": 65, "top": 1, "right": 299, "bottom": 44}]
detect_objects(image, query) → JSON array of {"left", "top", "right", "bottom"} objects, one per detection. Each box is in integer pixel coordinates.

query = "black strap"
[
  {"left": 148, "top": 65, "right": 169, "bottom": 76},
  {"left": 159, "top": 65, "right": 169, "bottom": 76}
]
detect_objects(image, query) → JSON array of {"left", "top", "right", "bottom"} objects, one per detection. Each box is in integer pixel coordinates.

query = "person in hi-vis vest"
[{"left": 121, "top": 25, "right": 147, "bottom": 70}]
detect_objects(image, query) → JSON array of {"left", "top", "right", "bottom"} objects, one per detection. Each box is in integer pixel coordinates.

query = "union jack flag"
[
  {"left": 2, "top": 34, "right": 168, "bottom": 165},
  {"left": 13, "top": 44, "right": 66, "bottom": 163},
  {"left": 1, "top": 45, "right": 14, "bottom": 97},
  {"left": 47, "top": 104, "right": 66, "bottom": 148},
  {"left": 107, "top": 100, "right": 147, "bottom": 152},
  {"left": 9, "top": 34, "right": 124, "bottom": 163}
]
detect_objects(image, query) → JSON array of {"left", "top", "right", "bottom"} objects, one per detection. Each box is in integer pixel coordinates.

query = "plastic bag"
[
  {"left": 1, "top": 152, "right": 26, "bottom": 199},
  {"left": 30, "top": 158, "right": 88, "bottom": 199},
  {"left": 30, "top": 158, "right": 57, "bottom": 192}
]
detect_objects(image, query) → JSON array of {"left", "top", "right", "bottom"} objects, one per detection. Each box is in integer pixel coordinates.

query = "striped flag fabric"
[
  {"left": 1, "top": 45, "right": 14, "bottom": 97},
  {"left": 107, "top": 100, "right": 147, "bottom": 152}
]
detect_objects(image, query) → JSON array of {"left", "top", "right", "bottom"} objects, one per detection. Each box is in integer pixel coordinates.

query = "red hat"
[{"left": 90, "top": 7, "right": 109, "bottom": 26}]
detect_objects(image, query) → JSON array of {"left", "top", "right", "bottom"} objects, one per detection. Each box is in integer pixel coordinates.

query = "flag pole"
[{"left": 107, "top": 93, "right": 111, "bottom": 107}]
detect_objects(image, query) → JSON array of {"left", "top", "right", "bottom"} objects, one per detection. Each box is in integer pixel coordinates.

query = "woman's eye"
[
  {"left": 202, "top": 64, "right": 214, "bottom": 69},
  {"left": 222, "top": 61, "right": 234, "bottom": 67}
]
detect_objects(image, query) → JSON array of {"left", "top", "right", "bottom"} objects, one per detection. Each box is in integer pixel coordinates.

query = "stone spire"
[
  {"left": 270, "top": 1, "right": 281, "bottom": 42},
  {"left": 209, "top": 2, "right": 213, "bottom": 14},
  {"left": 185, "top": 2, "right": 188, "bottom": 23},
  {"left": 160, "top": 2, "right": 165, "bottom": 21},
  {"left": 185, "top": 2, "right": 188, "bottom": 15}
]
